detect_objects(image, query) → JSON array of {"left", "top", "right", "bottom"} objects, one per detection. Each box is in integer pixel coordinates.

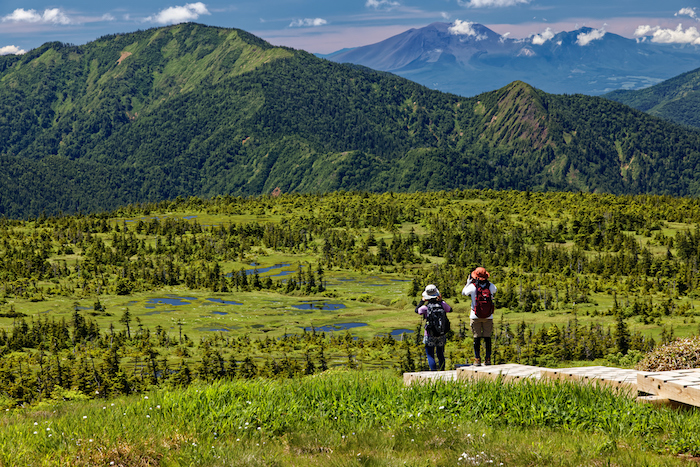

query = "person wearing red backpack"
[{"left": 461, "top": 267, "right": 497, "bottom": 366}]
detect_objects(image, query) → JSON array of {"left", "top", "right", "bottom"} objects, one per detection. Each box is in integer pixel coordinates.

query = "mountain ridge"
[
  {"left": 604, "top": 67, "right": 700, "bottom": 128},
  {"left": 1, "top": 24, "right": 700, "bottom": 218}
]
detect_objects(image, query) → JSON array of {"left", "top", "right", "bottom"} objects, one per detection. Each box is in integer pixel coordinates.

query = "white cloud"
[
  {"left": 102, "top": 13, "right": 116, "bottom": 22},
  {"left": 2, "top": 8, "right": 72, "bottom": 24},
  {"left": 441, "top": 12, "right": 451, "bottom": 20},
  {"left": 0, "top": 45, "right": 26, "bottom": 55},
  {"left": 458, "top": 0, "right": 530, "bottom": 8},
  {"left": 676, "top": 8, "right": 697, "bottom": 20},
  {"left": 531, "top": 27, "right": 555, "bottom": 45},
  {"left": 289, "top": 18, "right": 327, "bottom": 28},
  {"left": 635, "top": 23, "right": 700, "bottom": 45},
  {"left": 448, "top": 19, "right": 488, "bottom": 40},
  {"left": 576, "top": 27, "right": 606, "bottom": 46},
  {"left": 146, "top": 2, "right": 210, "bottom": 24},
  {"left": 365, "top": 0, "right": 400, "bottom": 10}
]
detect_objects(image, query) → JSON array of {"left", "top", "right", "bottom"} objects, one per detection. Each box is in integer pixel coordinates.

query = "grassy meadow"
[
  {"left": 3, "top": 371, "right": 700, "bottom": 466},
  {"left": 3, "top": 189, "right": 700, "bottom": 464}
]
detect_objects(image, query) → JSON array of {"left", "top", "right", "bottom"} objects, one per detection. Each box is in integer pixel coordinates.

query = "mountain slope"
[
  {"left": 326, "top": 22, "right": 700, "bottom": 97},
  {"left": 604, "top": 67, "right": 700, "bottom": 128},
  {"left": 1, "top": 24, "right": 700, "bottom": 218}
]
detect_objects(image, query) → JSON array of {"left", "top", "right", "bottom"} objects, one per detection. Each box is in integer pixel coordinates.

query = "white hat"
[{"left": 421, "top": 284, "right": 440, "bottom": 300}]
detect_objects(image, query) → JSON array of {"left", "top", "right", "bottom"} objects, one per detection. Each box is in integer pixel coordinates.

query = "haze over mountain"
[
  {"left": 324, "top": 22, "right": 700, "bottom": 97},
  {"left": 2, "top": 23, "right": 700, "bottom": 218},
  {"left": 604, "top": 67, "right": 700, "bottom": 129}
]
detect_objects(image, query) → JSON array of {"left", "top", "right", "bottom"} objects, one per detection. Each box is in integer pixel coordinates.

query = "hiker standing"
[
  {"left": 462, "top": 267, "right": 497, "bottom": 366},
  {"left": 415, "top": 284, "right": 452, "bottom": 371}
]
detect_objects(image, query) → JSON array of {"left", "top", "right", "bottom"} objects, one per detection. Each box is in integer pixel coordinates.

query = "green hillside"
[
  {"left": 604, "top": 67, "right": 700, "bottom": 128},
  {"left": 2, "top": 24, "right": 700, "bottom": 218}
]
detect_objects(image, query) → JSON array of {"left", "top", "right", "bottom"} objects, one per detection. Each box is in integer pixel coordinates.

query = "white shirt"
[{"left": 462, "top": 281, "right": 497, "bottom": 320}]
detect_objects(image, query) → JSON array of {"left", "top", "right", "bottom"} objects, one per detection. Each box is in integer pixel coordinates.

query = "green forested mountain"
[
  {"left": 2, "top": 23, "right": 700, "bottom": 218},
  {"left": 604, "top": 67, "right": 700, "bottom": 128}
]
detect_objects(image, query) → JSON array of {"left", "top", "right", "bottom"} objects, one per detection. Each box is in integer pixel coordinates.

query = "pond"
[
  {"left": 211, "top": 311, "right": 228, "bottom": 315},
  {"left": 270, "top": 270, "right": 295, "bottom": 277},
  {"left": 146, "top": 296, "right": 197, "bottom": 306},
  {"left": 292, "top": 301, "right": 346, "bottom": 311},
  {"left": 206, "top": 298, "right": 243, "bottom": 305},
  {"left": 390, "top": 329, "right": 415, "bottom": 340},
  {"left": 303, "top": 322, "right": 368, "bottom": 332},
  {"left": 247, "top": 263, "right": 292, "bottom": 275}
]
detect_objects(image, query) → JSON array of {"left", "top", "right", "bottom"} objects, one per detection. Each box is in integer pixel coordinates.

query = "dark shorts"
[
  {"left": 470, "top": 318, "right": 493, "bottom": 338},
  {"left": 423, "top": 334, "right": 447, "bottom": 347}
]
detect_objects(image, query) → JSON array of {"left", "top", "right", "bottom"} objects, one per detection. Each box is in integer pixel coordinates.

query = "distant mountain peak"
[{"left": 326, "top": 22, "right": 700, "bottom": 97}]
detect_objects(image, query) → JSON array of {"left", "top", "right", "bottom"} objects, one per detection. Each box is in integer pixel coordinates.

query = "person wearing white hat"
[{"left": 415, "top": 284, "right": 452, "bottom": 371}]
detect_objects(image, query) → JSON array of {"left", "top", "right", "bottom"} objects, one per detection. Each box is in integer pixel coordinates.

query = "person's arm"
[
  {"left": 414, "top": 300, "right": 425, "bottom": 313},
  {"left": 441, "top": 301, "right": 452, "bottom": 313}
]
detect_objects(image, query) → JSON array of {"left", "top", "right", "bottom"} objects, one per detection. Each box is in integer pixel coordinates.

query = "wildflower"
[
  {"left": 33, "top": 431, "right": 38, "bottom": 435},
  {"left": 89, "top": 439, "right": 93, "bottom": 442},
  {"left": 144, "top": 396, "right": 149, "bottom": 399},
  {"left": 34, "top": 422, "right": 38, "bottom": 426},
  {"left": 46, "top": 428, "right": 50, "bottom": 431},
  {"left": 83, "top": 416, "right": 87, "bottom": 419},
  {"left": 439, "top": 406, "right": 445, "bottom": 409}
]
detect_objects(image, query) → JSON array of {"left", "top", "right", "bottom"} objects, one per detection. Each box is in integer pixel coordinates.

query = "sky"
[{"left": 1, "top": 0, "right": 699, "bottom": 56}]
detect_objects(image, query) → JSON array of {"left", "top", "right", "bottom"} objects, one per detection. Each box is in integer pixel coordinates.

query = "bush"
[{"left": 635, "top": 336, "right": 700, "bottom": 371}]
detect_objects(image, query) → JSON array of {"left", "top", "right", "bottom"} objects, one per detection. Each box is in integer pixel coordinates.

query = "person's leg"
[
  {"left": 425, "top": 344, "right": 437, "bottom": 371},
  {"left": 470, "top": 319, "right": 483, "bottom": 365},
  {"left": 436, "top": 344, "right": 445, "bottom": 370},
  {"left": 483, "top": 319, "right": 494, "bottom": 365}
]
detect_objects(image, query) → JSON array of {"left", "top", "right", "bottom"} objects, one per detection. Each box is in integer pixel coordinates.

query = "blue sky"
[{"left": 1, "top": 0, "right": 699, "bottom": 55}]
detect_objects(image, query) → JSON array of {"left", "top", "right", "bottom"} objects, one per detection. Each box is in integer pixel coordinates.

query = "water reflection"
[
  {"left": 146, "top": 296, "right": 196, "bottom": 306},
  {"left": 303, "top": 322, "right": 367, "bottom": 332}
]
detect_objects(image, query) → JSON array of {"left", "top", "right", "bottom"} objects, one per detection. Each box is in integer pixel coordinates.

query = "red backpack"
[{"left": 474, "top": 281, "right": 494, "bottom": 318}]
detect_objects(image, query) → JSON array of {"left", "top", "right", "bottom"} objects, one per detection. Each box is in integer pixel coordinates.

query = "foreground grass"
[{"left": 2, "top": 370, "right": 700, "bottom": 466}]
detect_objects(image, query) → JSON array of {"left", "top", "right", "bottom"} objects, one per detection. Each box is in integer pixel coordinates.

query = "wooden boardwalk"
[
  {"left": 404, "top": 364, "right": 700, "bottom": 407},
  {"left": 638, "top": 369, "right": 700, "bottom": 407}
]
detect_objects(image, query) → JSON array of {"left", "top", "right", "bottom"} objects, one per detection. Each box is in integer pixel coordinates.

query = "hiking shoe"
[
  {"left": 485, "top": 359, "right": 491, "bottom": 366},
  {"left": 474, "top": 358, "right": 481, "bottom": 366}
]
